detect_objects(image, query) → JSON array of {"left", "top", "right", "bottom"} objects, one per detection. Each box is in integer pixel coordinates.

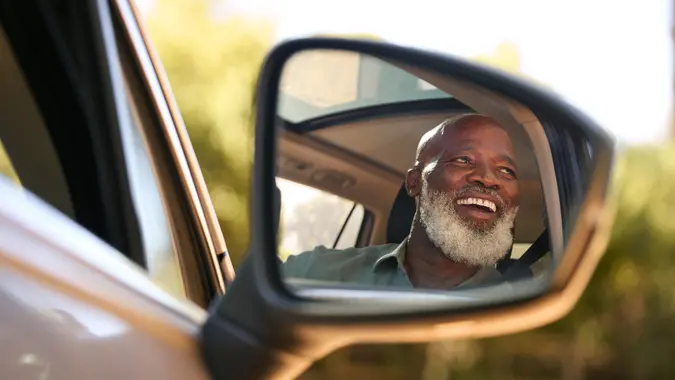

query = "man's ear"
[{"left": 405, "top": 168, "right": 422, "bottom": 197}]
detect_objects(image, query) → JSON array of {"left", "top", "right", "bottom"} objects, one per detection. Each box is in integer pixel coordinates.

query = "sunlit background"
[
  {"left": 138, "top": 0, "right": 673, "bottom": 144},
  {"left": 122, "top": 1, "right": 675, "bottom": 379},
  {"left": 0, "top": 0, "right": 672, "bottom": 379}
]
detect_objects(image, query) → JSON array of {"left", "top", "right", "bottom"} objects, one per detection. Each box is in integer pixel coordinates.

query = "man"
[{"left": 282, "top": 113, "right": 520, "bottom": 290}]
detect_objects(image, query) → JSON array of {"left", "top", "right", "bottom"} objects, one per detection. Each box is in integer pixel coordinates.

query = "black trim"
[
  {"left": 285, "top": 98, "right": 473, "bottom": 133},
  {"left": 0, "top": 0, "right": 144, "bottom": 265}
]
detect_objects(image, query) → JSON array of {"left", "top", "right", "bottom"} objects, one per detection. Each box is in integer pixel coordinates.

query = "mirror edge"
[{"left": 200, "top": 37, "right": 617, "bottom": 379}]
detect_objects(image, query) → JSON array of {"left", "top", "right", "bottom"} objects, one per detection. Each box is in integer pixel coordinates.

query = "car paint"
[{"left": 0, "top": 177, "right": 210, "bottom": 379}]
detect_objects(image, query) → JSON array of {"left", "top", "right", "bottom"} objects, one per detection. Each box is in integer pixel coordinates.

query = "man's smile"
[
  {"left": 456, "top": 197, "right": 497, "bottom": 212},
  {"left": 454, "top": 195, "right": 501, "bottom": 224}
]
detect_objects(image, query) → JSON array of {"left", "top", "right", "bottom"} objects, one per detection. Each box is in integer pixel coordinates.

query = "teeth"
[{"left": 456, "top": 197, "right": 496, "bottom": 212}]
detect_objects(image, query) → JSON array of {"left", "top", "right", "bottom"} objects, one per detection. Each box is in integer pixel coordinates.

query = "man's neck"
[{"left": 403, "top": 222, "right": 481, "bottom": 289}]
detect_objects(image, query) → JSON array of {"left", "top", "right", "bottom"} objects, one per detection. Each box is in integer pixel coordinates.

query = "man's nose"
[{"left": 468, "top": 164, "right": 499, "bottom": 189}]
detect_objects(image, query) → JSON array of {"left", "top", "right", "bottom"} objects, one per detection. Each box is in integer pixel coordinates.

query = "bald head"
[{"left": 415, "top": 114, "right": 512, "bottom": 168}]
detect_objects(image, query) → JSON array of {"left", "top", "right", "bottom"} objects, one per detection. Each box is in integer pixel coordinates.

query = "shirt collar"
[
  {"left": 372, "top": 240, "right": 408, "bottom": 272},
  {"left": 371, "top": 239, "right": 504, "bottom": 288}
]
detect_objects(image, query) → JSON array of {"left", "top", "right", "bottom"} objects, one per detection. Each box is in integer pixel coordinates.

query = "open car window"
[
  {"left": 278, "top": 49, "right": 451, "bottom": 124},
  {"left": 0, "top": 9, "right": 198, "bottom": 301},
  {"left": 277, "top": 177, "right": 366, "bottom": 260}
]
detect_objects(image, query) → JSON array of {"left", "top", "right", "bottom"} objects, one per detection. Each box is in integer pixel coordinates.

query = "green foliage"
[
  {"left": 472, "top": 40, "right": 550, "bottom": 90},
  {"left": 472, "top": 41, "right": 523, "bottom": 74},
  {"left": 146, "top": 0, "right": 273, "bottom": 266}
]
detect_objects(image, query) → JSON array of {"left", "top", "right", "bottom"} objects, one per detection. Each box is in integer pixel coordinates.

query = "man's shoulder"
[{"left": 281, "top": 243, "right": 398, "bottom": 280}]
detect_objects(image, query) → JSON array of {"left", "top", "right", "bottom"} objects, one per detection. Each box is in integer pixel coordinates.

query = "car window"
[
  {"left": 0, "top": 25, "right": 74, "bottom": 219},
  {"left": 278, "top": 49, "right": 451, "bottom": 123},
  {"left": 277, "top": 177, "right": 365, "bottom": 260},
  {"left": 114, "top": 1, "right": 226, "bottom": 302},
  {"left": 0, "top": 18, "right": 188, "bottom": 301},
  {"left": 334, "top": 203, "right": 366, "bottom": 250},
  {"left": 117, "top": 70, "right": 187, "bottom": 300}
]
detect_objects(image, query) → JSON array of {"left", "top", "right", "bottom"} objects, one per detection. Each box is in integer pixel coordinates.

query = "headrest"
[{"left": 386, "top": 184, "right": 416, "bottom": 244}]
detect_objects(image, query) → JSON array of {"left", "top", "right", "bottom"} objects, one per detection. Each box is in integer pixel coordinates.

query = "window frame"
[
  {"left": 111, "top": 0, "right": 227, "bottom": 302},
  {"left": 0, "top": 0, "right": 226, "bottom": 307},
  {"left": 0, "top": 0, "right": 148, "bottom": 264}
]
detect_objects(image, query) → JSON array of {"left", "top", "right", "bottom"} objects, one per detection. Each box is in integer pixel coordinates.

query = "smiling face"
[
  {"left": 433, "top": 117, "right": 519, "bottom": 227},
  {"left": 406, "top": 115, "right": 520, "bottom": 265}
]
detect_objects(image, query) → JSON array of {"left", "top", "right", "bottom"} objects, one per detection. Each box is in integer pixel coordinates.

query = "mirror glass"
[{"left": 272, "top": 48, "right": 593, "bottom": 303}]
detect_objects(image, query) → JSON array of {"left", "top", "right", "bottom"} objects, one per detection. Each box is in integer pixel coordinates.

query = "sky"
[{"left": 137, "top": 0, "right": 673, "bottom": 144}]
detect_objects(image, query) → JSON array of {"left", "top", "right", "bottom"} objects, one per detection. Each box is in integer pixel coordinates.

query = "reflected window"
[
  {"left": 278, "top": 49, "right": 451, "bottom": 123},
  {"left": 277, "top": 177, "right": 365, "bottom": 261}
]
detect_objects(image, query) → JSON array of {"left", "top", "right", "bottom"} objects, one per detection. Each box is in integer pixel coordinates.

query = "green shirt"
[{"left": 281, "top": 240, "right": 507, "bottom": 290}]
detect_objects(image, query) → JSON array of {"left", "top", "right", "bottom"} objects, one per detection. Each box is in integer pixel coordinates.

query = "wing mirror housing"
[{"left": 201, "top": 37, "right": 616, "bottom": 379}]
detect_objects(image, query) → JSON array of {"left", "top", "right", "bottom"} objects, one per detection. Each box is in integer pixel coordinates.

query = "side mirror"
[{"left": 201, "top": 38, "right": 616, "bottom": 379}]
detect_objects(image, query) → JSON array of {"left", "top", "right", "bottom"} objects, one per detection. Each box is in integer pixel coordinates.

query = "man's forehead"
[
  {"left": 441, "top": 118, "right": 511, "bottom": 147},
  {"left": 418, "top": 115, "right": 511, "bottom": 158}
]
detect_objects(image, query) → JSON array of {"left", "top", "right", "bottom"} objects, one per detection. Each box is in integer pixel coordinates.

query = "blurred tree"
[
  {"left": 473, "top": 41, "right": 523, "bottom": 74},
  {"left": 146, "top": 0, "right": 273, "bottom": 266},
  {"left": 472, "top": 40, "right": 550, "bottom": 90}
]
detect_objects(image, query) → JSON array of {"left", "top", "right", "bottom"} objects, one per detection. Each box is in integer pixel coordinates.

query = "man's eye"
[
  {"left": 453, "top": 156, "right": 471, "bottom": 164},
  {"left": 500, "top": 167, "right": 517, "bottom": 177}
]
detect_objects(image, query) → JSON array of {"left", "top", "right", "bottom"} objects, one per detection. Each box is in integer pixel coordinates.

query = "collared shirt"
[{"left": 281, "top": 240, "right": 507, "bottom": 290}]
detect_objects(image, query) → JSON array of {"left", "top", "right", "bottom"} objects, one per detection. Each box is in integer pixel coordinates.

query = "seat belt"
[{"left": 503, "top": 229, "right": 550, "bottom": 280}]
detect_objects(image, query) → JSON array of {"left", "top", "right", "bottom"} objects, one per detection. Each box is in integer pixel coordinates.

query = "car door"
[{"left": 0, "top": 0, "right": 229, "bottom": 378}]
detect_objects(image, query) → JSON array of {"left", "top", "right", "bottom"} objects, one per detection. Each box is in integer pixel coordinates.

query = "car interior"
[
  {"left": 272, "top": 51, "right": 559, "bottom": 280},
  {"left": 0, "top": 20, "right": 151, "bottom": 266},
  {"left": 275, "top": 104, "right": 550, "bottom": 277},
  {"left": 0, "top": 25, "right": 74, "bottom": 218}
]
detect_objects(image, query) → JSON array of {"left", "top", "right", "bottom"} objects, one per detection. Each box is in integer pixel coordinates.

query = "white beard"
[{"left": 418, "top": 182, "right": 518, "bottom": 267}]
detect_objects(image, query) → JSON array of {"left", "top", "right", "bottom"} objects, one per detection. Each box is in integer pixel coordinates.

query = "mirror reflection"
[{"left": 274, "top": 49, "right": 552, "bottom": 296}]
